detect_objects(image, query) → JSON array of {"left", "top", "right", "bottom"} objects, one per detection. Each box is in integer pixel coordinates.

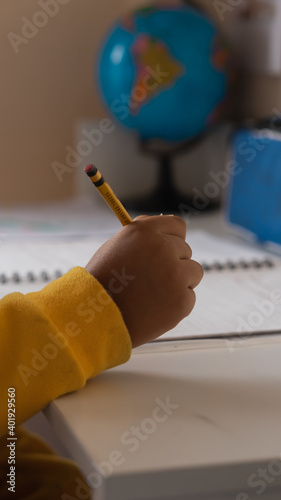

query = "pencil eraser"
[{"left": 85, "top": 164, "right": 97, "bottom": 176}]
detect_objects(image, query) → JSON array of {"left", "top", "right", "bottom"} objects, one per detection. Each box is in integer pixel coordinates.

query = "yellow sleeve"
[{"left": 0, "top": 267, "right": 132, "bottom": 435}]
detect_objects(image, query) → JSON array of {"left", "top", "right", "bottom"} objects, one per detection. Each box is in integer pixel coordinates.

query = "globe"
[{"left": 97, "top": 3, "right": 232, "bottom": 143}]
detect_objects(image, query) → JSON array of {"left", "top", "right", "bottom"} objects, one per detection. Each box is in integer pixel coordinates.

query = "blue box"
[{"left": 226, "top": 129, "right": 281, "bottom": 247}]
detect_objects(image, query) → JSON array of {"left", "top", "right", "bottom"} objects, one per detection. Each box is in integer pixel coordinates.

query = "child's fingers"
[
  {"left": 164, "top": 234, "right": 193, "bottom": 260},
  {"left": 183, "top": 259, "right": 204, "bottom": 289},
  {"left": 182, "top": 288, "right": 196, "bottom": 319},
  {"left": 133, "top": 214, "right": 187, "bottom": 239},
  {"left": 133, "top": 215, "right": 150, "bottom": 221}
]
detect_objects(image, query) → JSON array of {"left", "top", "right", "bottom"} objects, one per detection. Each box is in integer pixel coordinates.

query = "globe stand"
[{"left": 123, "top": 131, "right": 221, "bottom": 214}]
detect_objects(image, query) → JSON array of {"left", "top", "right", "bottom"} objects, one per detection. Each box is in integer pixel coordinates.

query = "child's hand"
[{"left": 85, "top": 215, "right": 203, "bottom": 348}]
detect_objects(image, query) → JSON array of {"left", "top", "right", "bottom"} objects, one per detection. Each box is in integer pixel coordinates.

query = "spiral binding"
[
  {"left": 201, "top": 259, "right": 275, "bottom": 272},
  {"left": 0, "top": 258, "right": 275, "bottom": 284},
  {"left": 0, "top": 270, "right": 63, "bottom": 284}
]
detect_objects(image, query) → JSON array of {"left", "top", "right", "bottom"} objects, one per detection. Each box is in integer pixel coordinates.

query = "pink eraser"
[
  {"left": 85, "top": 164, "right": 94, "bottom": 173},
  {"left": 84, "top": 164, "right": 98, "bottom": 177}
]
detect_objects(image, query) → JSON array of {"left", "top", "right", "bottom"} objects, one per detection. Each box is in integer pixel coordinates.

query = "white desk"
[
  {"left": 44, "top": 212, "right": 281, "bottom": 500},
  {"left": 45, "top": 338, "right": 281, "bottom": 500}
]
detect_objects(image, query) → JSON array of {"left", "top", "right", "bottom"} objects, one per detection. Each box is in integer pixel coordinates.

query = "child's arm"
[
  {"left": 0, "top": 215, "right": 202, "bottom": 435},
  {"left": 0, "top": 267, "right": 131, "bottom": 435}
]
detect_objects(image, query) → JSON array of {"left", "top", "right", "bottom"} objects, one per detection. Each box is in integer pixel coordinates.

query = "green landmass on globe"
[{"left": 130, "top": 35, "right": 185, "bottom": 114}]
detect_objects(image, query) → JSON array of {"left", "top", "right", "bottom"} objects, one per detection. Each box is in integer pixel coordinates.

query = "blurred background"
[{"left": 1, "top": 0, "right": 281, "bottom": 208}]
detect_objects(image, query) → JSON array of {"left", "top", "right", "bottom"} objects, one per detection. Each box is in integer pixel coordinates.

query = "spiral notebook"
[
  {"left": 1, "top": 231, "right": 281, "bottom": 340},
  {"left": 0, "top": 237, "right": 107, "bottom": 295}
]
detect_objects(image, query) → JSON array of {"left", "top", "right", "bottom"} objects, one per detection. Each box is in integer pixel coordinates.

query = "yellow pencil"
[{"left": 85, "top": 164, "right": 133, "bottom": 226}]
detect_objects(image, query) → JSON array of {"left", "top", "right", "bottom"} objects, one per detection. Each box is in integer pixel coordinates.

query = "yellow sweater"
[{"left": 0, "top": 267, "right": 132, "bottom": 499}]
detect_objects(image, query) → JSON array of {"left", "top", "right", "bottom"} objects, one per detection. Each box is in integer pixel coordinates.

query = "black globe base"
[{"left": 123, "top": 132, "right": 221, "bottom": 215}]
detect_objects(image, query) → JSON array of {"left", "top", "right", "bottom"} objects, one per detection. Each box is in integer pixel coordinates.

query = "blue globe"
[{"left": 97, "top": 4, "right": 231, "bottom": 142}]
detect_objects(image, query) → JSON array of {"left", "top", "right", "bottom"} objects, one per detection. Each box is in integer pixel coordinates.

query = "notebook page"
[
  {"left": 0, "top": 230, "right": 274, "bottom": 279},
  {"left": 161, "top": 265, "right": 281, "bottom": 340},
  {"left": 0, "top": 237, "right": 109, "bottom": 284},
  {"left": 1, "top": 231, "right": 281, "bottom": 340},
  {"left": 159, "top": 231, "right": 281, "bottom": 340},
  {"left": 187, "top": 231, "right": 275, "bottom": 266},
  {"left": 0, "top": 282, "right": 46, "bottom": 300}
]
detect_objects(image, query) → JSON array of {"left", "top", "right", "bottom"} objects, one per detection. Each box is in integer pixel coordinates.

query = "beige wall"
[
  {"left": 1, "top": 0, "right": 281, "bottom": 206},
  {"left": 0, "top": 0, "right": 139, "bottom": 205}
]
